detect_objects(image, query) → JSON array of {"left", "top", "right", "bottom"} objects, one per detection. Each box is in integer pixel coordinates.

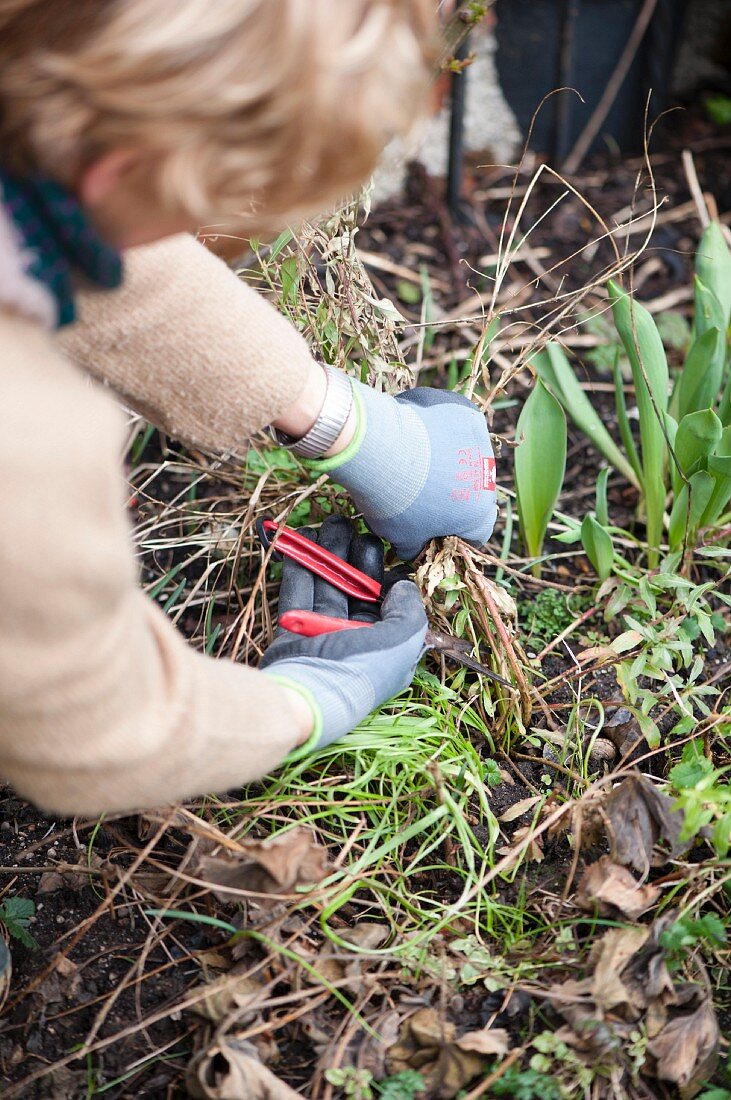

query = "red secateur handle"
[
  {"left": 259, "top": 519, "right": 382, "bottom": 603},
  {"left": 279, "top": 610, "right": 370, "bottom": 636}
]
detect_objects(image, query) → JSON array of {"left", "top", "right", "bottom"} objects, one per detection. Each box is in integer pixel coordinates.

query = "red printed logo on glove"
[
  {"left": 482, "top": 456, "right": 496, "bottom": 491},
  {"left": 451, "top": 448, "right": 496, "bottom": 501}
]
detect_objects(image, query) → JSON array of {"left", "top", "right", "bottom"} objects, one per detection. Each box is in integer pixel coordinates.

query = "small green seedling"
[{"left": 0, "top": 896, "right": 39, "bottom": 951}]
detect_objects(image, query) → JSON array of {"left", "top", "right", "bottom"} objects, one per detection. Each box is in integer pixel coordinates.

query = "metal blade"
[{"left": 425, "top": 631, "right": 514, "bottom": 689}]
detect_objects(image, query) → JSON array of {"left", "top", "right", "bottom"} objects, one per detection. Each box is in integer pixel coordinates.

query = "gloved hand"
[
  {"left": 260, "top": 516, "right": 427, "bottom": 750},
  {"left": 310, "top": 381, "right": 498, "bottom": 560}
]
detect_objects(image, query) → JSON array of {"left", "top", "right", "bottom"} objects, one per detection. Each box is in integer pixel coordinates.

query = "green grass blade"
[
  {"left": 515, "top": 379, "right": 567, "bottom": 574},
  {"left": 531, "top": 344, "right": 640, "bottom": 488},
  {"left": 608, "top": 280, "right": 669, "bottom": 565},
  {"left": 145, "top": 908, "right": 238, "bottom": 934}
]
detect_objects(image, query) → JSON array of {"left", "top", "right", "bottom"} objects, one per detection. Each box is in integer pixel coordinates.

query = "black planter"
[{"left": 494, "top": 0, "right": 687, "bottom": 164}]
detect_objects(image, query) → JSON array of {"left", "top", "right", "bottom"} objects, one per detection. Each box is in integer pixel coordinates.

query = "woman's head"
[{"left": 0, "top": 0, "right": 436, "bottom": 245}]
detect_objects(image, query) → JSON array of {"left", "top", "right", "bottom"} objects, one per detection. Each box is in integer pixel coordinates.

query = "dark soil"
[{"left": 1, "top": 105, "right": 730, "bottom": 1098}]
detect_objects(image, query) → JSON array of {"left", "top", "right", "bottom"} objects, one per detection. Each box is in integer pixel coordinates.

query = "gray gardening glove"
[
  {"left": 261, "top": 516, "right": 427, "bottom": 750},
  {"left": 310, "top": 382, "right": 498, "bottom": 560}
]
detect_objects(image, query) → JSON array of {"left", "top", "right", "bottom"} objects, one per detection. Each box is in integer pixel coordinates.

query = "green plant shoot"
[{"left": 515, "top": 379, "right": 567, "bottom": 576}]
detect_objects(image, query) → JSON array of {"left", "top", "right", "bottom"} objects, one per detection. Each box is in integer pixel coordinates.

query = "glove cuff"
[{"left": 264, "top": 673, "right": 324, "bottom": 759}]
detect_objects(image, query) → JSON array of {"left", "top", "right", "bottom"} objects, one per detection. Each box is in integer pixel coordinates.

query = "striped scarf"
[{"left": 0, "top": 170, "right": 123, "bottom": 328}]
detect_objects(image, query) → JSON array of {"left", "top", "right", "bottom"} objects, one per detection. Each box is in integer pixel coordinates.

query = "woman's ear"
[
  {"left": 75, "top": 147, "right": 195, "bottom": 247},
  {"left": 77, "top": 148, "right": 143, "bottom": 208}
]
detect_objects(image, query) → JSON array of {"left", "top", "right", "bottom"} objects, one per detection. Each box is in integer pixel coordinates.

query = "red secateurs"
[{"left": 258, "top": 517, "right": 512, "bottom": 689}]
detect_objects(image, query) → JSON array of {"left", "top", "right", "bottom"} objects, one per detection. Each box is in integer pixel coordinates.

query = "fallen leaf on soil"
[
  {"left": 37, "top": 853, "right": 103, "bottom": 894},
  {"left": 355, "top": 1009, "right": 402, "bottom": 1077},
  {"left": 190, "top": 965, "right": 265, "bottom": 1023},
  {"left": 46, "top": 1066, "right": 91, "bottom": 1100},
  {"left": 576, "top": 644, "right": 618, "bottom": 664},
  {"left": 312, "top": 922, "right": 388, "bottom": 992},
  {"left": 498, "top": 823, "right": 544, "bottom": 863},
  {"left": 589, "top": 925, "right": 651, "bottom": 1016},
  {"left": 499, "top": 794, "right": 542, "bottom": 823},
  {"left": 186, "top": 1037, "right": 303, "bottom": 1099},
  {"left": 577, "top": 857, "right": 660, "bottom": 919},
  {"left": 603, "top": 774, "right": 684, "bottom": 876},
  {"left": 548, "top": 912, "right": 720, "bottom": 1095},
  {"left": 316, "top": 1008, "right": 402, "bottom": 1080},
  {"left": 197, "top": 828, "right": 329, "bottom": 903},
  {"left": 35, "top": 956, "right": 82, "bottom": 1007},
  {"left": 195, "top": 948, "right": 231, "bottom": 974},
  {"left": 456, "top": 1024, "right": 510, "bottom": 1056},
  {"left": 549, "top": 921, "right": 672, "bottom": 1035},
  {"left": 648, "top": 998, "right": 719, "bottom": 1096},
  {"left": 385, "top": 1007, "right": 487, "bottom": 1098},
  {"left": 620, "top": 918, "right": 677, "bottom": 1027}
]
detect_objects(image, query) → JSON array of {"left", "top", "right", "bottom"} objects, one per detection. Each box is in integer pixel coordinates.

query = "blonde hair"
[{"left": 0, "top": 0, "right": 436, "bottom": 231}]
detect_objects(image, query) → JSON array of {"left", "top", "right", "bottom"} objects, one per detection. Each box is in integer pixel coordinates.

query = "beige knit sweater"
[{"left": 0, "top": 234, "right": 317, "bottom": 816}]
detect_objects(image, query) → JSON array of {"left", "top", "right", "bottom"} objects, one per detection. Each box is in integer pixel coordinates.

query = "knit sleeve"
[
  {"left": 0, "top": 315, "right": 302, "bottom": 816},
  {"left": 57, "top": 233, "right": 312, "bottom": 453}
]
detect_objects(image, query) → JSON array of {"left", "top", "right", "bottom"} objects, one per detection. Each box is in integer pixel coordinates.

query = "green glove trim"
[
  {"left": 267, "top": 674, "right": 324, "bottom": 763},
  {"left": 306, "top": 383, "right": 366, "bottom": 473}
]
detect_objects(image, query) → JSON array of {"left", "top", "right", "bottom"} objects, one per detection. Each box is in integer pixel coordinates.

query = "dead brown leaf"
[
  {"left": 197, "top": 828, "right": 329, "bottom": 903},
  {"left": 499, "top": 795, "right": 542, "bottom": 823},
  {"left": 37, "top": 853, "right": 103, "bottom": 894},
  {"left": 498, "top": 822, "right": 544, "bottom": 863},
  {"left": 589, "top": 925, "right": 650, "bottom": 1017},
  {"left": 603, "top": 774, "right": 684, "bottom": 876},
  {"left": 34, "top": 956, "right": 83, "bottom": 1008},
  {"left": 456, "top": 1024, "right": 510, "bottom": 1056},
  {"left": 385, "top": 1007, "right": 487, "bottom": 1098},
  {"left": 316, "top": 1008, "right": 402, "bottom": 1081},
  {"left": 195, "top": 947, "right": 231, "bottom": 974},
  {"left": 577, "top": 857, "right": 660, "bottom": 919},
  {"left": 548, "top": 913, "right": 720, "bottom": 1096},
  {"left": 190, "top": 965, "right": 265, "bottom": 1024},
  {"left": 620, "top": 918, "right": 677, "bottom": 1022},
  {"left": 648, "top": 998, "right": 719, "bottom": 1097},
  {"left": 312, "top": 923, "right": 388, "bottom": 993},
  {"left": 46, "top": 1067, "right": 91, "bottom": 1100},
  {"left": 186, "top": 1037, "right": 303, "bottom": 1099}
]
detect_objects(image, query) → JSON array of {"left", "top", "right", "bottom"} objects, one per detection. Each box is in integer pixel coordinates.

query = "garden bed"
[{"left": 1, "top": 107, "right": 729, "bottom": 1099}]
